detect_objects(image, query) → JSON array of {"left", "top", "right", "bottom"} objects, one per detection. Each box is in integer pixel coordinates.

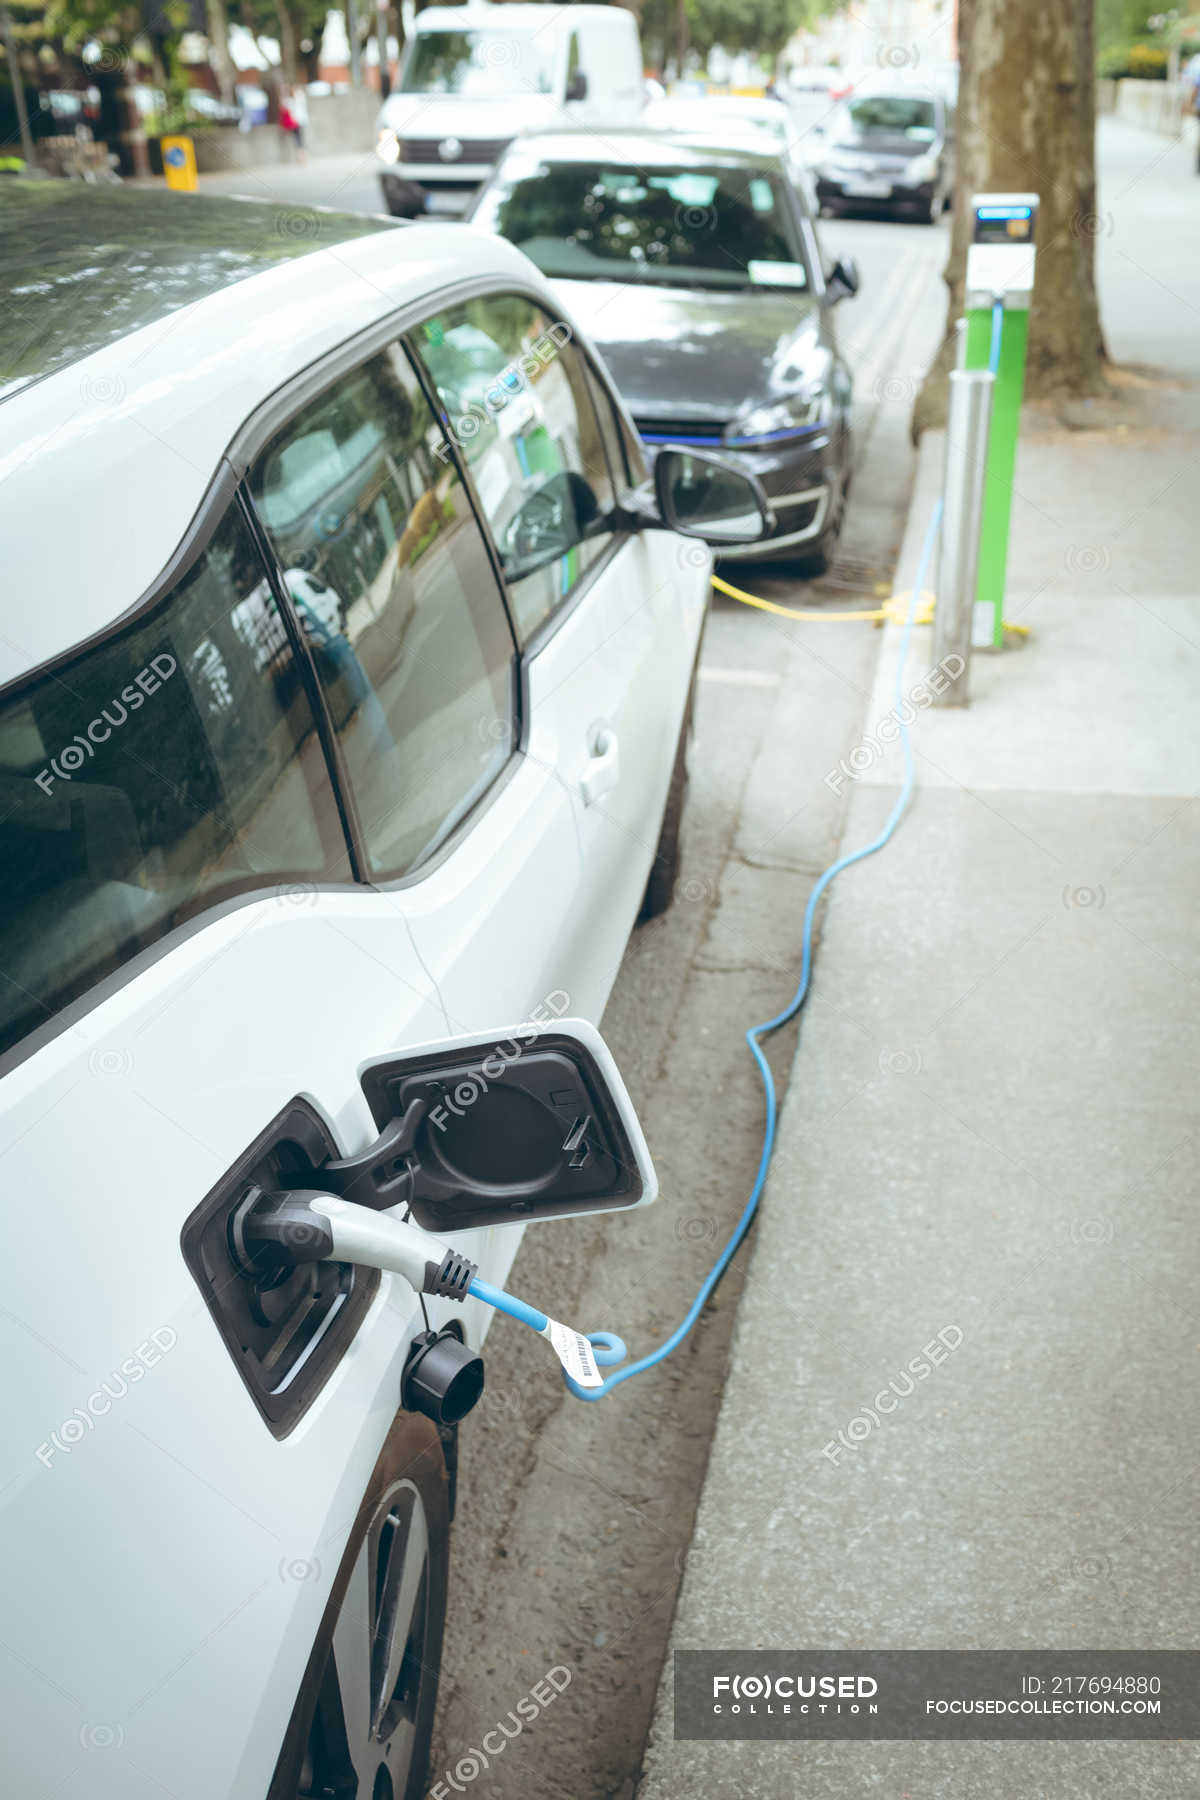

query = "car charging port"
[{"left": 402, "top": 1327, "right": 485, "bottom": 1425}]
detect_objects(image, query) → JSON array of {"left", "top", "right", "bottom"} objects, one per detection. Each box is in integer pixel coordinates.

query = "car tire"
[
  {"left": 639, "top": 678, "right": 694, "bottom": 921},
  {"left": 267, "top": 1409, "right": 450, "bottom": 1800}
]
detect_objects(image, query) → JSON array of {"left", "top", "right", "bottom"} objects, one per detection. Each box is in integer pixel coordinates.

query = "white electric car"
[{"left": 0, "top": 186, "right": 770, "bottom": 1799}]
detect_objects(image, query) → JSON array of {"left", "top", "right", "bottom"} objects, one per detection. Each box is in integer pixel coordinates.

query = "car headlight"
[
  {"left": 726, "top": 392, "right": 826, "bottom": 445},
  {"left": 817, "top": 158, "right": 855, "bottom": 181},
  {"left": 377, "top": 127, "right": 400, "bottom": 165},
  {"left": 907, "top": 152, "right": 938, "bottom": 183}
]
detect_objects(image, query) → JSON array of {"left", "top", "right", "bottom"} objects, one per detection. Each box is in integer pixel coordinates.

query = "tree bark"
[
  {"left": 274, "top": 0, "right": 300, "bottom": 85},
  {"left": 207, "top": 0, "right": 236, "bottom": 104},
  {"left": 913, "top": 0, "right": 1108, "bottom": 436}
]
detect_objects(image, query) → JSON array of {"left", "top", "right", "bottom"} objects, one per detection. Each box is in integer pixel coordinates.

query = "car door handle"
[{"left": 580, "top": 727, "right": 620, "bottom": 807}]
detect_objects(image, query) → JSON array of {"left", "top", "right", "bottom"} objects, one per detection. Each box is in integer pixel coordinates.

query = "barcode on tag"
[{"left": 540, "top": 1315, "right": 603, "bottom": 1388}]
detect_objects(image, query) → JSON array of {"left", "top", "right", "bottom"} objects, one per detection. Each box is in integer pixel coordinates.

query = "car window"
[
  {"left": 836, "top": 96, "right": 938, "bottom": 142},
  {"left": 0, "top": 504, "right": 344, "bottom": 1060},
  {"left": 248, "top": 341, "right": 516, "bottom": 882},
  {"left": 413, "top": 295, "right": 620, "bottom": 645},
  {"left": 582, "top": 356, "right": 637, "bottom": 491},
  {"left": 472, "top": 158, "right": 808, "bottom": 292}
]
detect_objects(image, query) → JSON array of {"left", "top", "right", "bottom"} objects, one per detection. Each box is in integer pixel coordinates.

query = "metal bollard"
[{"left": 933, "top": 367, "right": 995, "bottom": 706}]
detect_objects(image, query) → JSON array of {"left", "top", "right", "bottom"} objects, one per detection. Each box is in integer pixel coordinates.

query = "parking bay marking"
[{"left": 699, "top": 668, "right": 783, "bottom": 689}]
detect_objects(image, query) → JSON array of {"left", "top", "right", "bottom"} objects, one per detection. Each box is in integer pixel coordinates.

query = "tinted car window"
[
  {"left": 249, "top": 341, "right": 516, "bottom": 881},
  {"left": 0, "top": 505, "right": 343, "bottom": 1059},
  {"left": 413, "top": 296, "right": 619, "bottom": 644},
  {"left": 472, "top": 158, "right": 807, "bottom": 291}
]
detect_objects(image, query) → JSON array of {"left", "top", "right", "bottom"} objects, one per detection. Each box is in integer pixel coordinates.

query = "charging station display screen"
[{"left": 973, "top": 205, "right": 1034, "bottom": 245}]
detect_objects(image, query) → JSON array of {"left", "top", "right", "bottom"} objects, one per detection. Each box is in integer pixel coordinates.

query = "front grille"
[
  {"left": 635, "top": 416, "right": 726, "bottom": 445},
  {"left": 400, "top": 136, "right": 511, "bottom": 165},
  {"left": 776, "top": 497, "right": 820, "bottom": 534}
]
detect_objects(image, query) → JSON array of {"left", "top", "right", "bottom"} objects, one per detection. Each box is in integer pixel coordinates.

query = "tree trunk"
[
  {"left": 274, "top": 0, "right": 300, "bottom": 85},
  {"left": 913, "top": 0, "right": 1108, "bottom": 436},
  {"left": 207, "top": 0, "right": 236, "bottom": 104}
]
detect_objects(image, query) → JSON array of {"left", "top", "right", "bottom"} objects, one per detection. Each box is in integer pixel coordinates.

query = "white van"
[{"left": 375, "top": 1, "right": 645, "bottom": 216}]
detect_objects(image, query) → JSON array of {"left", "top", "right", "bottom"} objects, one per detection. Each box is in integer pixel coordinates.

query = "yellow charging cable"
[
  {"left": 710, "top": 573, "right": 934, "bottom": 625},
  {"left": 711, "top": 573, "right": 1030, "bottom": 636}
]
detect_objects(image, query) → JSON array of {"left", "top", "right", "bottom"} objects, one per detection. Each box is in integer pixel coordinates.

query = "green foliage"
[
  {"left": 641, "top": 0, "right": 847, "bottom": 69},
  {"left": 1097, "top": 38, "right": 1169, "bottom": 76},
  {"left": 1096, "top": 42, "right": 1131, "bottom": 75},
  {"left": 1126, "top": 40, "right": 1168, "bottom": 74},
  {"left": 1095, "top": 0, "right": 1157, "bottom": 55}
]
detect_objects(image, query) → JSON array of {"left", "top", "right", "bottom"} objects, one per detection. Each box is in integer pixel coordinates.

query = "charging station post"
[
  {"left": 963, "top": 193, "right": 1038, "bottom": 649},
  {"left": 933, "top": 367, "right": 994, "bottom": 703}
]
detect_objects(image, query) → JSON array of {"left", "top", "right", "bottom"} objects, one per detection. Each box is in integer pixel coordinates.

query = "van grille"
[{"left": 400, "top": 136, "right": 512, "bottom": 165}]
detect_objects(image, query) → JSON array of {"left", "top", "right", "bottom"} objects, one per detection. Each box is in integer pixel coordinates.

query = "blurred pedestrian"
[
  {"left": 279, "top": 83, "right": 308, "bottom": 163},
  {"left": 1182, "top": 53, "right": 1200, "bottom": 173}
]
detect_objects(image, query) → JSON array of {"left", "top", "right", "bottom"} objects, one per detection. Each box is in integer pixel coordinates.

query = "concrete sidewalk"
[{"left": 638, "top": 119, "right": 1200, "bottom": 1800}]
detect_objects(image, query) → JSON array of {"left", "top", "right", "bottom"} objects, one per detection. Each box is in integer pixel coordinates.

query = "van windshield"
[{"left": 401, "top": 29, "right": 554, "bottom": 98}]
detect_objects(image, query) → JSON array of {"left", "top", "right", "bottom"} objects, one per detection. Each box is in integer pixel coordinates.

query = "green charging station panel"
[{"left": 963, "top": 194, "right": 1038, "bottom": 648}]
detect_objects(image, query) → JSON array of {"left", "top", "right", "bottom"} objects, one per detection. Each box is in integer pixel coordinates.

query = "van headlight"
[
  {"left": 907, "top": 152, "right": 938, "bottom": 183},
  {"left": 377, "top": 127, "right": 400, "bottom": 165}
]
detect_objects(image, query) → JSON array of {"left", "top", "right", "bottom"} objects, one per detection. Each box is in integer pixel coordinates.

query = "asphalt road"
[
  {"left": 190, "top": 148, "right": 396, "bottom": 217},
  {"left": 422, "top": 206, "right": 951, "bottom": 1800}
]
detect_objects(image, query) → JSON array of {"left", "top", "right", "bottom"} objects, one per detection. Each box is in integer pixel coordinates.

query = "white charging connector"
[{"left": 236, "top": 1188, "right": 478, "bottom": 1300}]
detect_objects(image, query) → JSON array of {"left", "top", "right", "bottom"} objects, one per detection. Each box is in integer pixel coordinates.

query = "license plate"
[
  {"left": 844, "top": 178, "right": 892, "bottom": 198},
  {"left": 422, "top": 189, "right": 470, "bottom": 214}
]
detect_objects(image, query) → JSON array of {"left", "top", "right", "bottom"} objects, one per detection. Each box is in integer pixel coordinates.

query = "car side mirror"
[
  {"left": 653, "top": 446, "right": 774, "bottom": 545},
  {"left": 565, "top": 69, "right": 589, "bottom": 102},
  {"left": 352, "top": 1018, "right": 657, "bottom": 1230},
  {"left": 826, "top": 254, "right": 860, "bottom": 303}
]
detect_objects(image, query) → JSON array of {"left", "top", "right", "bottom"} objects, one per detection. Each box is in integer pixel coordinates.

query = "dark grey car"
[
  {"left": 813, "top": 89, "right": 954, "bottom": 224},
  {"left": 468, "top": 128, "right": 861, "bottom": 572}
]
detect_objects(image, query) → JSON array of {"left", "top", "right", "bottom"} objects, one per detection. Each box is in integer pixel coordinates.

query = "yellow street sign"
[{"left": 161, "top": 135, "right": 197, "bottom": 193}]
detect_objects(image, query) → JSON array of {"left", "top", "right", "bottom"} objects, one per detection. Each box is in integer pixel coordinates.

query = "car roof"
[
  {"left": 496, "top": 127, "right": 787, "bottom": 172},
  {"left": 0, "top": 182, "right": 396, "bottom": 403},
  {"left": 413, "top": 3, "right": 620, "bottom": 27},
  {"left": 0, "top": 189, "right": 546, "bottom": 688},
  {"left": 653, "top": 95, "right": 787, "bottom": 114}
]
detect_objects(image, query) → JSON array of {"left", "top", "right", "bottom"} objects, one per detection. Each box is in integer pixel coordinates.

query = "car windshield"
[
  {"left": 473, "top": 159, "right": 807, "bottom": 291},
  {"left": 835, "top": 96, "right": 938, "bottom": 143},
  {"left": 401, "top": 29, "right": 553, "bottom": 97}
]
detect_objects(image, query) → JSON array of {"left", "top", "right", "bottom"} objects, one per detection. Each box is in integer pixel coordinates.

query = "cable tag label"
[{"left": 540, "top": 1316, "right": 602, "bottom": 1388}]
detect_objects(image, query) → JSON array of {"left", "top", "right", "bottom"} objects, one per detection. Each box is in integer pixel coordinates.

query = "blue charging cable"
[
  {"left": 470, "top": 301, "right": 1004, "bottom": 1398},
  {"left": 468, "top": 492, "right": 945, "bottom": 1399}
]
